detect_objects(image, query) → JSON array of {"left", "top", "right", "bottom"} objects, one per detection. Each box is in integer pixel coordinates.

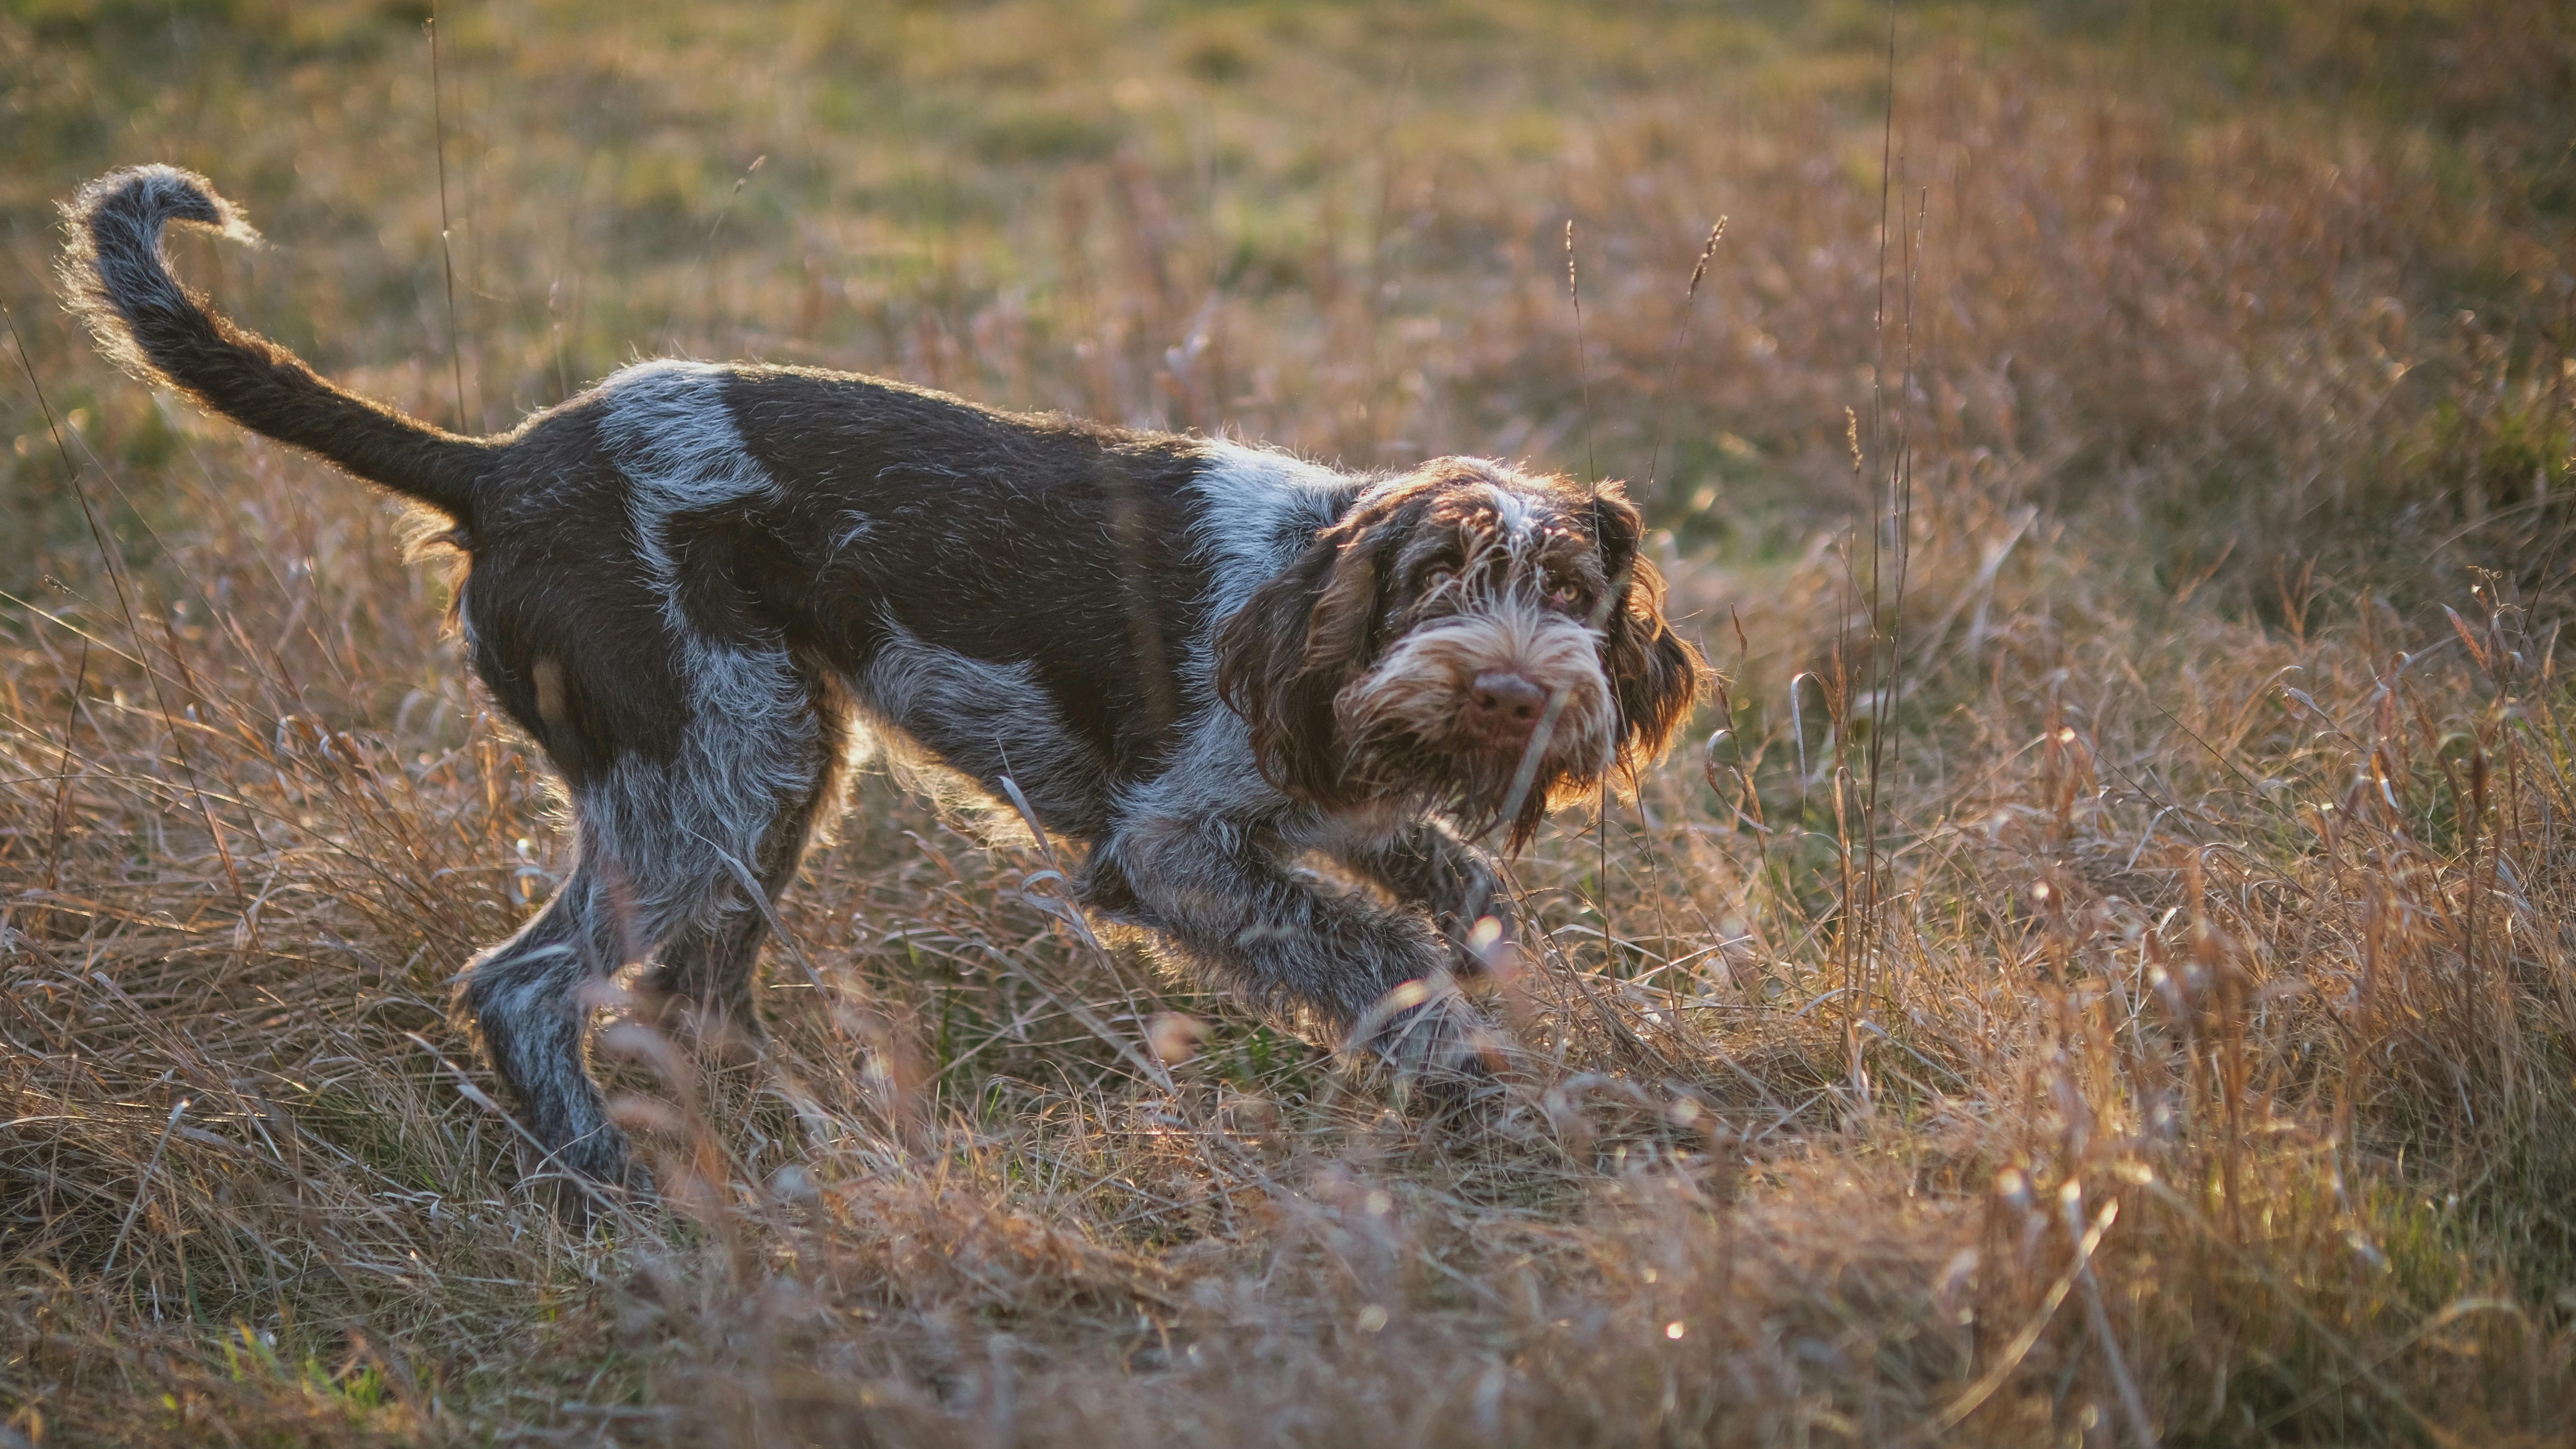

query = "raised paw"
[
  {"left": 1358, "top": 983, "right": 1507, "bottom": 1109},
  {"left": 1442, "top": 909, "right": 1518, "bottom": 979}
]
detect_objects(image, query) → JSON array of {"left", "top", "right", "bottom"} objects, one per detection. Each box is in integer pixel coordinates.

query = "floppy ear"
[
  {"left": 1590, "top": 488, "right": 1706, "bottom": 779},
  {"left": 1215, "top": 507, "right": 1402, "bottom": 804}
]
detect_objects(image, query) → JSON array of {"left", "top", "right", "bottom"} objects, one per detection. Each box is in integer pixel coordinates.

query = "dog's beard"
[{"left": 1334, "top": 601, "right": 1616, "bottom": 846}]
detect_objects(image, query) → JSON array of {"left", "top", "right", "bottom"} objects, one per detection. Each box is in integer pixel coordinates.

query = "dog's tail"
[{"left": 60, "top": 165, "right": 494, "bottom": 525}]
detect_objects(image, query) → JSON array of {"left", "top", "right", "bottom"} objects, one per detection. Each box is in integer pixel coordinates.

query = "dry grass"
[{"left": 6, "top": 1, "right": 2576, "bottom": 1443}]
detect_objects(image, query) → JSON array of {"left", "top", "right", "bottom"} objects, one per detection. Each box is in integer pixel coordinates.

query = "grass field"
[{"left": 5, "top": 1, "right": 2576, "bottom": 1443}]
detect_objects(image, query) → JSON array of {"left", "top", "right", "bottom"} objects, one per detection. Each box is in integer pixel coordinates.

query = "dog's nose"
[{"left": 1465, "top": 671, "right": 1548, "bottom": 742}]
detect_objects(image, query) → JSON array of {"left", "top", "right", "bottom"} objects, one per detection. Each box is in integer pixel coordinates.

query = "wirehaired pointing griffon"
[{"left": 63, "top": 165, "right": 1707, "bottom": 1191}]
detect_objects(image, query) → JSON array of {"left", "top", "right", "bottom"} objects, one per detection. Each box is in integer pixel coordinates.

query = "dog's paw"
[
  {"left": 1363, "top": 984, "right": 1506, "bottom": 1110},
  {"left": 524, "top": 1126, "right": 653, "bottom": 1226},
  {"left": 634, "top": 988, "right": 768, "bottom": 1067},
  {"left": 1440, "top": 909, "right": 1518, "bottom": 979}
]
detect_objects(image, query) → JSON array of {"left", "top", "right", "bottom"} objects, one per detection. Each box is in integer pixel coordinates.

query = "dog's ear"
[
  {"left": 1589, "top": 487, "right": 1706, "bottom": 778},
  {"left": 1216, "top": 502, "right": 1406, "bottom": 803}
]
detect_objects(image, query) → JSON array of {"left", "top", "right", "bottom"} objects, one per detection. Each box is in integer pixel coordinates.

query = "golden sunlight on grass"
[{"left": 4, "top": 1, "right": 2573, "bottom": 1444}]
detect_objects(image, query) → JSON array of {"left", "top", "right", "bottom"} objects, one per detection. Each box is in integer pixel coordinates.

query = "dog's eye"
[
  {"left": 1423, "top": 568, "right": 1455, "bottom": 594},
  {"left": 1543, "top": 573, "right": 1589, "bottom": 612}
]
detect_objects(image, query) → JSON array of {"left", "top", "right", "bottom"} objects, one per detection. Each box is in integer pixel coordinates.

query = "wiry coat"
[{"left": 63, "top": 165, "right": 1707, "bottom": 1197}]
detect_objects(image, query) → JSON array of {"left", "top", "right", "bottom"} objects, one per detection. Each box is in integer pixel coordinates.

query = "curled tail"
[{"left": 59, "top": 165, "right": 493, "bottom": 524}]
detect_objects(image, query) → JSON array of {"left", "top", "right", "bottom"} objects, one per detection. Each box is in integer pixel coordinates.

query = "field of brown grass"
[{"left": 6, "top": 1, "right": 2575, "bottom": 1443}]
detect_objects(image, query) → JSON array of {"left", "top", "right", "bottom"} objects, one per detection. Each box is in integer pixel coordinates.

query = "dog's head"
[{"left": 1216, "top": 458, "right": 1705, "bottom": 848}]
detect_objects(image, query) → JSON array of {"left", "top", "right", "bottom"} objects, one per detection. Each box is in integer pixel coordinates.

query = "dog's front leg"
[
  {"left": 1334, "top": 818, "right": 1514, "bottom": 975},
  {"left": 1097, "top": 814, "right": 1494, "bottom": 1082}
]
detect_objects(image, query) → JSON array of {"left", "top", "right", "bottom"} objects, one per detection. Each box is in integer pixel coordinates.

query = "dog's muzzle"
[{"left": 1337, "top": 600, "right": 1617, "bottom": 791}]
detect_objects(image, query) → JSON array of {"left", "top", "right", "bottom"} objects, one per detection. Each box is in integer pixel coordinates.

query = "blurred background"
[
  {"left": 10, "top": 0, "right": 2566, "bottom": 575},
  {"left": 5, "top": 3, "right": 2576, "bottom": 1445}
]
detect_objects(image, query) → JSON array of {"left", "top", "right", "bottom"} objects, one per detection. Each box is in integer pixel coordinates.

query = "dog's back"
[{"left": 67, "top": 167, "right": 1252, "bottom": 832}]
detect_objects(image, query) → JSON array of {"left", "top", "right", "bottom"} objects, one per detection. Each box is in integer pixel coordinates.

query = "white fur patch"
[
  {"left": 1112, "top": 697, "right": 1281, "bottom": 837},
  {"left": 590, "top": 362, "right": 822, "bottom": 922},
  {"left": 598, "top": 361, "right": 779, "bottom": 523},
  {"left": 1483, "top": 480, "right": 1537, "bottom": 543},
  {"left": 855, "top": 617, "right": 1102, "bottom": 839},
  {"left": 1189, "top": 441, "right": 1352, "bottom": 629}
]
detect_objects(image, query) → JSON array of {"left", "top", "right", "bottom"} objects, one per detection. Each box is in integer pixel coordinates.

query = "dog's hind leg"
[
  {"left": 457, "top": 850, "right": 652, "bottom": 1197},
  {"left": 642, "top": 747, "right": 843, "bottom": 1036},
  {"left": 459, "top": 629, "right": 832, "bottom": 1198},
  {"left": 637, "top": 661, "right": 846, "bottom": 1036}
]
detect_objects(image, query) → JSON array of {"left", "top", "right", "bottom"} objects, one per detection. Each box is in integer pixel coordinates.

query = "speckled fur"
[{"left": 63, "top": 166, "right": 1709, "bottom": 1197}]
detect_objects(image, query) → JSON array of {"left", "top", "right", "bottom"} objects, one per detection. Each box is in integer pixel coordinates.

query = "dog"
[{"left": 62, "top": 165, "right": 1707, "bottom": 1192}]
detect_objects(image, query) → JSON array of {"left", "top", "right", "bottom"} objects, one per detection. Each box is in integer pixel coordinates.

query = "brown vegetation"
[{"left": 4, "top": 1, "right": 2573, "bottom": 1443}]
